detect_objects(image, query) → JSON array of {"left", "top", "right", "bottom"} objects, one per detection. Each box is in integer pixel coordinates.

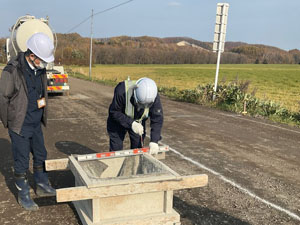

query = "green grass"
[{"left": 66, "top": 64, "right": 300, "bottom": 112}]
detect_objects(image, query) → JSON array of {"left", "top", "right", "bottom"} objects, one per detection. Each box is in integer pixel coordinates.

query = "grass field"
[{"left": 67, "top": 64, "right": 300, "bottom": 112}]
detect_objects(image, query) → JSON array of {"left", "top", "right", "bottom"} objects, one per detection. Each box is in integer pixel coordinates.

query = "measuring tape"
[{"left": 76, "top": 145, "right": 169, "bottom": 162}]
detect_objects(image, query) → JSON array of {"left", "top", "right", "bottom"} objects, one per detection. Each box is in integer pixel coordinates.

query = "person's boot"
[
  {"left": 34, "top": 165, "right": 56, "bottom": 197},
  {"left": 15, "top": 173, "right": 39, "bottom": 211}
]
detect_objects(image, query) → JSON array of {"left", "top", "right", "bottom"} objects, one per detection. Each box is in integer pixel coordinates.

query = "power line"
[
  {"left": 66, "top": 0, "right": 135, "bottom": 33},
  {"left": 67, "top": 16, "right": 91, "bottom": 33},
  {"left": 94, "top": 0, "right": 134, "bottom": 16}
]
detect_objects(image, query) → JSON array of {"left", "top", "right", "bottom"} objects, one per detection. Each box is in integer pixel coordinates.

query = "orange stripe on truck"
[
  {"left": 52, "top": 74, "right": 68, "bottom": 78},
  {"left": 47, "top": 86, "right": 63, "bottom": 91}
]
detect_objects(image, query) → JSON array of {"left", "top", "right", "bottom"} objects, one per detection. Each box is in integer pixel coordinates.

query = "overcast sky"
[{"left": 0, "top": 0, "right": 299, "bottom": 51}]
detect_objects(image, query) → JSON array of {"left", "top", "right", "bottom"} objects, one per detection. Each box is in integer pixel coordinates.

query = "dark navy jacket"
[
  {"left": 22, "top": 57, "right": 44, "bottom": 128},
  {"left": 107, "top": 81, "right": 163, "bottom": 143}
]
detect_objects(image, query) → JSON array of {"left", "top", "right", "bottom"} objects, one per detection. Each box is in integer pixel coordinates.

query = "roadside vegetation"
[
  {"left": 66, "top": 64, "right": 300, "bottom": 127},
  {"left": 159, "top": 82, "right": 300, "bottom": 126}
]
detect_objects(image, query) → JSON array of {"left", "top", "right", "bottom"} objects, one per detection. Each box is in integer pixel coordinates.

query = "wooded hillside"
[{"left": 1, "top": 33, "right": 299, "bottom": 65}]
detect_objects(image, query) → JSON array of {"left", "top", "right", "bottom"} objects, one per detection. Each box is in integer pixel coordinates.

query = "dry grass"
[{"left": 67, "top": 64, "right": 300, "bottom": 112}]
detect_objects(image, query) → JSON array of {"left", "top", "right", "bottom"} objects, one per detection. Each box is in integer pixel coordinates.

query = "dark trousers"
[
  {"left": 8, "top": 125, "right": 47, "bottom": 174},
  {"left": 107, "top": 123, "right": 145, "bottom": 151}
]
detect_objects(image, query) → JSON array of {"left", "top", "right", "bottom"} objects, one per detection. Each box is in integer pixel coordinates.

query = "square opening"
[{"left": 78, "top": 154, "right": 171, "bottom": 181}]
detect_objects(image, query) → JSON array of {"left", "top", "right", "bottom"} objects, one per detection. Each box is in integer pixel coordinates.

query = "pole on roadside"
[
  {"left": 212, "top": 3, "right": 229, "bottom": 100},
  {"left": 89, "top": 9, "right": 94, "bottom": 80}
]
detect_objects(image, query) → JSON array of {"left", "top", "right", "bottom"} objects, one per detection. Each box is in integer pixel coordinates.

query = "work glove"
[
  {"left": 149, "top": 142, "right": 159, "bottom": 155},
  {"left": 131, "top": 121, "right": 144, "bottom": 136}
]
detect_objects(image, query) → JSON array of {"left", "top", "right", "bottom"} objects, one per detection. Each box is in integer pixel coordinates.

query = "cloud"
[{"left": 168, "top": 2, "right": 181, "bottom": 7}]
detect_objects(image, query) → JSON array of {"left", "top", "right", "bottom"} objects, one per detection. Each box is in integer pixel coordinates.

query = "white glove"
[
  {"left": 149, "top": 142, "right": 159, "bottom": 155},
  {"left": 131, "top": 121, "right": 144, "bottom": 136}
]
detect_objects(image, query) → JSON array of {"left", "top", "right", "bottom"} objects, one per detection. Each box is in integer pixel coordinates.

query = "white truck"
[{"left": 6, "top": 15, "right": 69, "bottom": 94}]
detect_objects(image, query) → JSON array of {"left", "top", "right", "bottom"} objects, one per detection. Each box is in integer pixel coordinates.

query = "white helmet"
[
  {"left": 26, "top": 32, "right": 54, "bottom": 63},
  {"left": 134, "top": 78, "right": 158, "bottom": 106}
]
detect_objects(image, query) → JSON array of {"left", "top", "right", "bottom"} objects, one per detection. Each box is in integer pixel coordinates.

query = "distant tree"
[
  {"left": 71, "top": 49, "right": 84, "bottom": 59},
  {"left": 289, "top": 49, "right": 300, "bottom": 64},
  {"left": 6, "top": 33, "right": 296, "bottom": 65},
  {"left": 0, "top": 39, "right": 7, "bottom": 63}
]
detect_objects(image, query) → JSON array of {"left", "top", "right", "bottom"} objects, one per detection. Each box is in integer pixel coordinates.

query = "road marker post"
[{"left": 213, "top": 3, "right": 229, "bottom": 100}]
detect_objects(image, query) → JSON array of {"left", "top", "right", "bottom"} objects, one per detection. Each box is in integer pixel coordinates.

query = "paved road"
[{"left": 0, "top": 77, "right": 299, "bottom": 225}]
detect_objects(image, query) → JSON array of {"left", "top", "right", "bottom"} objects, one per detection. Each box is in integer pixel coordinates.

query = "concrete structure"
[{"left": 46, "top": 150, "right": 208, "bottom": 225}]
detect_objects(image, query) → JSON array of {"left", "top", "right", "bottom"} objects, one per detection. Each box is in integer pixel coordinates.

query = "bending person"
[{"left": 107, "top": 77, "right": 163, "bottom": 154}]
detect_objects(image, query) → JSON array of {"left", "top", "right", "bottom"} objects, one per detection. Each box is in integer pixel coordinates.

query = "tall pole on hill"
[
  {"left": 213, "top": 3, "right": 229, "bottom": 100},
  {"left": 89, "top": 9, "right": 94, "bottom": 80}
]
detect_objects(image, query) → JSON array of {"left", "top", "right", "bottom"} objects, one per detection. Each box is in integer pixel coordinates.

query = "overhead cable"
[{"left": 66, "top": 0, "right": 134, "bottom": 33}]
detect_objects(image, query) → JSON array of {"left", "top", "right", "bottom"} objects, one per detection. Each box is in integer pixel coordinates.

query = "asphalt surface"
[{"left": 0, "top": 76, "right": 299, "bottom": 225}]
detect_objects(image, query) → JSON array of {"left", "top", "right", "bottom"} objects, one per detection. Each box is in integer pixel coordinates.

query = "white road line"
[
  {"left": 159, "top": 141, "right": 300, "bottom": 221},
  {"left": 220, "top": 113, "right": 300, "bottom": 135}
]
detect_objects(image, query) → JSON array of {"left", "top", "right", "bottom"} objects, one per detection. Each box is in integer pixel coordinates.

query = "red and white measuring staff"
[{"left": 76, "top": 145, "right": 169, "bottom": 162}]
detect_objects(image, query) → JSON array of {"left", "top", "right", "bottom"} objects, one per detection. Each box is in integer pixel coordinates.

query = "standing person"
[
  {"left": 107, "top": 77, "right": 163, "bottom": 154},
  {"left": 0, "top": 32, "right": 56, "bottom": 211}
]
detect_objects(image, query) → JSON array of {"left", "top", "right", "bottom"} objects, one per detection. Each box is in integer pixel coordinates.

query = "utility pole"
[
  {"left": 89, "top": 9, "right": 94, "bottom": 80},
  {"left": 212, "top": 3, "right": 229, "bottom": 100}
]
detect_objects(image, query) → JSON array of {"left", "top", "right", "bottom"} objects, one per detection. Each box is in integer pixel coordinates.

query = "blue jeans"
[{"left": 8, "top": 124, "right": 47, "bottom": 174}]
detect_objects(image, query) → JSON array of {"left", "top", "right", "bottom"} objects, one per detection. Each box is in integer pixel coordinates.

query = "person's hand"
[
  {"left": 131, "top": 121, "right": 144, "bottom": 136},
  {"left": 149, "top": 142, "right": 159, "bottom": 155}
]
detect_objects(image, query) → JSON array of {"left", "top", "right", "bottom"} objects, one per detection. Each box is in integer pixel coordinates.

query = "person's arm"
[
  {"left": 0, "top": 66, "right": 16, "bottom": 128},
  {"left": 149, "top": 94, "right": 163, "bottom": 143},
  {"left": 108, "top": 82, "right": 134, "bottom": 129}
]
